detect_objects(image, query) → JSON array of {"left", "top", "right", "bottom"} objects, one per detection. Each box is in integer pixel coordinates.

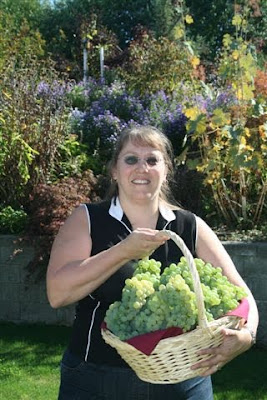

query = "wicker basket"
[{"left": 101, "top": 230, "right": 241, "bottom": 384}]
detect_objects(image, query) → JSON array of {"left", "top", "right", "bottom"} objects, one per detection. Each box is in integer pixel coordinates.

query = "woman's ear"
[
  {"left": 163, "top": 165, "right": 168, "bottom": 181},
  {"left": 111, "top": 167, "right": 117, "bottom": 182}
]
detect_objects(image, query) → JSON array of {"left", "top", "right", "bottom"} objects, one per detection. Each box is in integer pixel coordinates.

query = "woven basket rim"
[
  {"left": 102, "top": 314, "right": 241, "bottom": 352},
  {"left": 101, "top": 316, "right": 241, "bottom": 384}
]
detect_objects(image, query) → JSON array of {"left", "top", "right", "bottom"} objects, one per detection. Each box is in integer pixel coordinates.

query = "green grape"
[
  {"left": 134, "top": 272, "right": 160, "bottom": 289},
  {"left": 201, "top": 283, "right": 221, "bottom": 307},
  {"left": 134, "top": 258, "right": 162, "bottom": 277},
  {"left": 236, "top": 285, "right": 247, "bottom": 300},
  {"left": 160, "top": 262, "right": 182, "bottom": 285}
]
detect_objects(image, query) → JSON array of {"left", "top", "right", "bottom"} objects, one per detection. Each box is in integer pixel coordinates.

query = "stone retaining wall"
[{"left": 0, "top": 235, "right": 266, "bottom": 347}]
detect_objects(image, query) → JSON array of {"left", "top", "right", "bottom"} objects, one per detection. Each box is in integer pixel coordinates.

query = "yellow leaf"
[
  {"left": 3, "top": 90, "right": 12, "bottom": 100},
  {"left": 232, "top": 15, "right": 242, "bottom": 26},
  {"left": 185, "top": 15, "right": 194, "bottom": 24},
  {"left": 236, "top": 84, "right": 254, "bottom": 101},
  {"left": 195, "top": 118, "right": 207, "bottom": 135},
  {"left": 212, "top": 171, "right": 220, "bottom": 179},
  {"left": 259, "top": 125, "right": 267, "bottom": 139},
  {"left": 191, "top": 56, "right": 200, "bottom": 69},
  {"left": 223, "top": 34, "right": 232, "bottom": 48},
  {"left": 184, "top": 107, "right": 200, "bottom": 120},
  {"left": 212, "top": 144, "right": 223, "bottom": 153},
  {"left": 59, "top": 29, "right": 66, "bottom": 40},
  {"left": 244, "top": 128, "right": 251, "bottom": 137},
  {"left": 246, "top": 145, "right": 254, "bottom": 151},
  {"left": 232, "top": 50, "right": 239, "bottom": 60},
  {"left": 240, "top": 136, "right": 247, "bottom": 146},
  {"left": 173, "top": 26, "right": 184, "bottom": 39}
]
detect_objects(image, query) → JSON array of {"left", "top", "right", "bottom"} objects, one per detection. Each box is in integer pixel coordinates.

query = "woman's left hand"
[{"left": 191, "top": 327, "right": 253, "bottom": 375}]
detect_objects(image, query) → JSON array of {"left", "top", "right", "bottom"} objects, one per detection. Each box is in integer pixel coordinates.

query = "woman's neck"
[{"left": 118, "top": 196, "right": 160, "bottom": 230}]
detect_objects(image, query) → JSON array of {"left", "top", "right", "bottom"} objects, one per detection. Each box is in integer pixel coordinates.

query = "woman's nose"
[{"left": 135, "top": 159, "right": 149, "bottom": 170}]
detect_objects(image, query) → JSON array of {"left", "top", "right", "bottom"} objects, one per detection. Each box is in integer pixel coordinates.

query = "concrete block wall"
[
  {"left": 223, "top": 241, "right": 267, "bottom": 347},
  {"left": 0, "top": 235, "right": 266, "bottom": 347},
  {"left": 0, "top": 235, "right": 75, "bottom": 326}
]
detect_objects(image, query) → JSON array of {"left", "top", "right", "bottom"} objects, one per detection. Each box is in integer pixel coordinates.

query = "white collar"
[{"left": 109, "top": 197, "right": 176, "bottom": 223}]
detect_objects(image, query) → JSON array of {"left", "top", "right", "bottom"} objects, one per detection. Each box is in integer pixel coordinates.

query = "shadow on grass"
[
  {"left": 212, "top": 347, "right": 267, "bottom": 398},
  {"left": 0, "top": 322, "right": 71, "bottom": 370}
]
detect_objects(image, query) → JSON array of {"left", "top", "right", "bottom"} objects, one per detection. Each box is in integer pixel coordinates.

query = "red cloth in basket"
[{"left": 102, "top": 298, "right": 249, "bottom": 356}]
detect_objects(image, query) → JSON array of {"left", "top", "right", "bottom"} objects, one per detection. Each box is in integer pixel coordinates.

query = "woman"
[{"left": 47, "top": 125, "right": 259, "bottom": 400}]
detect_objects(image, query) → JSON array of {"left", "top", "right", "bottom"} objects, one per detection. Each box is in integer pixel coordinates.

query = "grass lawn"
[
  {"left": 0, "top": 322, "right": 267, "bottom": 400},
  {"left": 0, "top": 323, "right": 69, "bottom": 400}
]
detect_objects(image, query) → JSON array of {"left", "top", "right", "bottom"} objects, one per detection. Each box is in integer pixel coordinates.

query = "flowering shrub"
[
  {"left": 0, "top": 56, "right": 72, "bottom": 207},
  {"left": 68, "top": 80, "right": 188, "bottom": 173}
]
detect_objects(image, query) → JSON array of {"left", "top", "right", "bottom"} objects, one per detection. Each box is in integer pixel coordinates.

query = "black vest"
[{"left": 68, "top": 200, "right": 196, "bottom": 366}]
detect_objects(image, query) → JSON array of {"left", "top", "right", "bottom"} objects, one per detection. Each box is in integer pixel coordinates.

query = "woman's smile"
[{"left": 131, "top": 179, "right": 150, "bottom": 185}]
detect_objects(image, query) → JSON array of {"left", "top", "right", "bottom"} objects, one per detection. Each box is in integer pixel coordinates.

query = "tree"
[
  {"left": 185, "top": 0, "right": 266, "bottom": 61},
  {"left": 0, "top": 0, "right": 43, "bottom": 30},
  {"left": 37, "top": 0, "right": 194, "bottom": 79}
]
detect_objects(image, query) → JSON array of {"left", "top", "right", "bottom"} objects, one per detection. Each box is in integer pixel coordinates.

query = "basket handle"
[{"left": 162, "top": 230, "right": 213, "bottom": 334}]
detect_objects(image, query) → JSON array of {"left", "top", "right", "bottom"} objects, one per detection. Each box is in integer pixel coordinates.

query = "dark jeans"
[{"left": 58, "top": 350, "right": 213, "bottom": 400}]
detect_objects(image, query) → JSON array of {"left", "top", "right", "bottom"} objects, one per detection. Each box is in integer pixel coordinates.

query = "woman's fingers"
[
  {"left": 122, "top": 229, "right": 169, "bottom": 259},
  {"left": 191, "top": 327, "right": 253, "bottom": 375}
]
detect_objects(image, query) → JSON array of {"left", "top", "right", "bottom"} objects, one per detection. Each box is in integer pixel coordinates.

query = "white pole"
[
  {"left": 83, "top": 40, "right": 88, "bottom": 84},
  {"left": 100, "top": 47, "right": 104, "bottom": 81}
]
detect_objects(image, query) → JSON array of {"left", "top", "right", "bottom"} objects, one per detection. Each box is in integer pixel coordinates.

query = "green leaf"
[
  {"left": 211, "top": 108, "right": 231, "bottom": 128},
  {"left": 186, "top": 114, "right": 207, "bottom": 135}
]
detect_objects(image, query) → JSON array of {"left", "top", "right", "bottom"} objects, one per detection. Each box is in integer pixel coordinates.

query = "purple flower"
[
  {"left": 70, "top": 108, "right": 88, "bottom": 127},
  {"left": 37, "top": 81, "right": 51, "bottom": 97},
  {"left": 36, "top": 80, "right": 71, "bottom": 101}
]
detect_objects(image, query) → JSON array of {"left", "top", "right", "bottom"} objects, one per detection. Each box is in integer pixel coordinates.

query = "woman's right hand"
[
  {"left": 120, "top": 228, "right": 169, "bottom": 259},
  {"left": 47, "top": 207, "right": 169, "bottom": 308}
]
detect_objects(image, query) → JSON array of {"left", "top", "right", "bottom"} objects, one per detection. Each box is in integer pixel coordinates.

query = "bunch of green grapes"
[
  {"left": 133, "top": 257, "right": 161, "bottom": 289},
  {"left": 159, "top": 275, "right": 197, "bottom": 332},
  {"left": 194, "top": 258, "right": 247, "bottom": 319},
  {"left": 105, "top": 273, "right": 155, "bottom": 340},
  {"left": 134, "top": 257, "right": 162, "bottom": 276},
  {"left": 105, "top": 257, "right": 247, "bottom": 340},
  {"left": 132, "top": 292, "right": 167, "bottom": 334}
]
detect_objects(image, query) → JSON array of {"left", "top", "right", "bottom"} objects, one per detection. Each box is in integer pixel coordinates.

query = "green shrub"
[
  {"left": 0, "top": 206, "right": 29, "bottom": 234},
  {"left": 117, "top": 31, "right": 195, "bottom": 95}
]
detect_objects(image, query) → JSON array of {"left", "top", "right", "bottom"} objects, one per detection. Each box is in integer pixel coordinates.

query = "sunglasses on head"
[{"left": 122, "top": 155, "right": 163, "bottom": 167}]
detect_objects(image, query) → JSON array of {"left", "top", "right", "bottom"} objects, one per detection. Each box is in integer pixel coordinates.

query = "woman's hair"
[{"left": 106, "top": 125, "right": 179, "bottom": 208}]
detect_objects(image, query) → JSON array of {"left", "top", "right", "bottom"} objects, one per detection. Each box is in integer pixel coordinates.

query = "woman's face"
[{"left": 112, "top": 141, "right": 167, "bottom": 203}]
